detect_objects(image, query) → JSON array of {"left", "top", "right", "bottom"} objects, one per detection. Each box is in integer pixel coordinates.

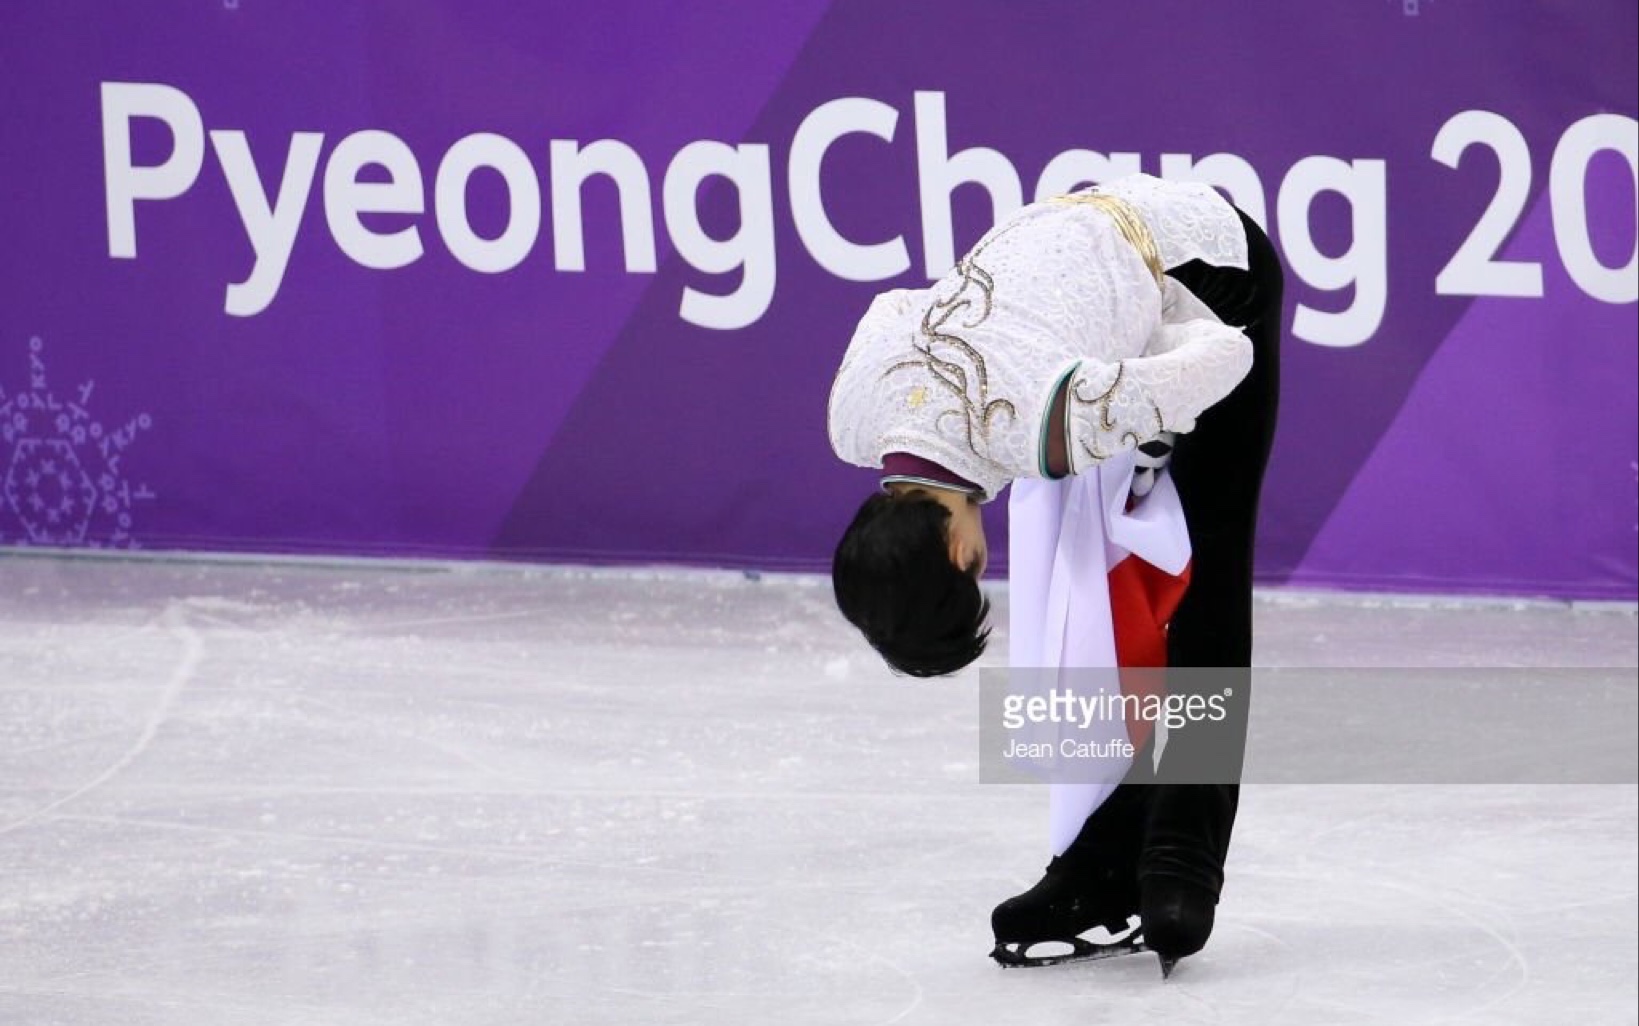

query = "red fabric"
[{"left": 1108, "top": 554, "right": 1192, "bottom": 749}]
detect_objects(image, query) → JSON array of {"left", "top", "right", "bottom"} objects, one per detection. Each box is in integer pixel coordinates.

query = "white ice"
[{"left": 0, "top": 554, "right": 1634, "bottom": 1026}]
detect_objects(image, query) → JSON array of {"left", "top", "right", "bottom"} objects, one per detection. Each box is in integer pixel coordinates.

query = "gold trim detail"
[
  {"left": 884, "top": 229, "right": 1020, "bottom": 467},
  {"left": 1067, "top": 361, "right": 1164, "bottom": 464},
  {"left": 1051, "top": 191, "right": 1166, "bottom": 290}
]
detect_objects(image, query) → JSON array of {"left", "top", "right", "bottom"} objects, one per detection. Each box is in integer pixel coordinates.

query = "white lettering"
[
  {"left": 549, "top": 139, "right": 657, "bottom": 273},
  {"left": 211, "top": 130, "right": 323, "bottom": 317},
  {"left": 323, "top": 129, "right": 425, "bottom": 271},
  {"left": 789, "top": 97, "right": 909, "bottom": 281},
  {"left": 1432, "top": 110, "right": 1542, "bottom": 298},
  {"left": 1550, "top": 113, "right": 1638, "bottom": 304},
  {"left": 914, "top": 90, "right": 1022, "bottom": 276},
  {"left": 434, "top": 132, "right": 541, "bottom": 274},
  {"left": 1277, "top": 156, "right": 1388, "bottom": 347},
  {"left": 1033, "top": 149, "right": 1142, "bottom": 201},
  {"left": 663, "top": 141, "right": 776, "bottom": 330},
  {"left": 101, "top": 82, "right": 205, "bottom": 258},
  {"left": 1160, "top": 152, "right": 1269, "bottom": 230}
]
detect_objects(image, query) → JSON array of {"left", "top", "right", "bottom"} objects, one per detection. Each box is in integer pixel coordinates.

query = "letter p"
[{"left": 102, "top": 82, "right": 205, "bottom": 258}]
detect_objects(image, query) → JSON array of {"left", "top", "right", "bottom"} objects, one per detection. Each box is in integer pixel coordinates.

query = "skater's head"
[{"left": 831, "top": 485, "right": 990, "bottom": 677}]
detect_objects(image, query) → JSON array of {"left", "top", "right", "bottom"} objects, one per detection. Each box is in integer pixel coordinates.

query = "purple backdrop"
[{"left": 1, "top": 1, "right": 1635, "bottom": 599}]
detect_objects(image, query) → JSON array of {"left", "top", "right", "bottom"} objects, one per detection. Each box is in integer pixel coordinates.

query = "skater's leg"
[
  {"left": 992, "top": 212, "right": 1282, "bottom": 970},
  {"left": 1164, "top": 208, "right": 1281, "bottom": 670},
  {"left": 992, "top": 746, "right": 1156, "bottom": 956},
  {"left": 1140, "top": 210, "right": 1282, "bottom": 965}
]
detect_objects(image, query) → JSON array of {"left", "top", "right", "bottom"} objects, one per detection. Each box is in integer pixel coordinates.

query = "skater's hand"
[{"left": 1130, "top": 432, "right": 1175, "bottom": 501}]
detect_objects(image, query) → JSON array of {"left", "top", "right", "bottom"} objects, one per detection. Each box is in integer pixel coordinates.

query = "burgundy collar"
[{"left": 880, "top": 452, "right": 982, "bottom": 495}]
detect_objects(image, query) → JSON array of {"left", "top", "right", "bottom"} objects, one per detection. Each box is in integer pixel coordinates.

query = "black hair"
[{"left": 831, "top": 491, "right": 990, "bottom": 677}]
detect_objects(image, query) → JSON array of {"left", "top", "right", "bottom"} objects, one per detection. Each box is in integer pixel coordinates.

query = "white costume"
[
  {"left": 828, "top": 174, "right": 1252, "bottom": 501},
  {"left": 827, "top": 174, "right": 1255, "bottom": 856}
]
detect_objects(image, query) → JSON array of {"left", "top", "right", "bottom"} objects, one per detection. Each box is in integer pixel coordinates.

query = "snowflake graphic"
[{"left": 0, "top": 336, "right": 155, "bottom": 548}]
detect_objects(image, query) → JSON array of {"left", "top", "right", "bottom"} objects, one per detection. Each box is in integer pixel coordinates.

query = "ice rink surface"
[{"left": 1, "top": 553, "right": 1635, "bottom": 1026}]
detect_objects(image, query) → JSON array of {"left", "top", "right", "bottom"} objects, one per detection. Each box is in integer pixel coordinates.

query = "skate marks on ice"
[
  {"left": 0, "top": 565, "right": 941, "bottom": 1024},
  {"left": 978, "top": 812, "right": 1619, "bottom": 1026},
  {"left": 0, "top": 558, "right": 1635, "bottom": 1025},
  {"left": 1223, "top": 783, "right": 1639, "bottom": 1025},
  {"left": 0, "top": 600, "right": 203, "bottom": 839}
]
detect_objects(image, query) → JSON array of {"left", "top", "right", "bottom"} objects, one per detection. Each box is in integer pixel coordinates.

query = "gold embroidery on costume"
[
  {"left": 1068, "top": 361, "right": 1164, "bottom": 463},
  {"left": 883, "top": 229, "right": 1021, "bottom": 466},
  {"left": 1051, "top": 191, "right": 1166, "bottom": 290}
]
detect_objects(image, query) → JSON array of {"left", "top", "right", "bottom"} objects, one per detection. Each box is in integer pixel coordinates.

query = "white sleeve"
[
  {"left": 1145, "top": 278, "right": 1225, "bottom": 354},
  {"left": 827, "top": 288, "right": 926, "bottom": 466},
  {"left": 1164, "top": 277, "right": 1220, "bottom": 324},
  {"left": 1062, "top": 322, "right": 1252, "bottom": 473}
]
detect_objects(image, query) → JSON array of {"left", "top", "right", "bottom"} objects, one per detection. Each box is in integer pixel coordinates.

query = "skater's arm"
[
  {"left": 1043, "top": 323, "right": 1251, "bottom": 476},
  {"left": 1143, "top": 278, "right": 1228, "bottom": 356}
]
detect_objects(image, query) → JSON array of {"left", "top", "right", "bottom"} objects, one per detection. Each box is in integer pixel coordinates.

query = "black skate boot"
[
  {"left": 990, "top": 782, "right": 1150, "bottom": 968},
  {"left": 1139, "top": 782, "right": 1239, "bottom": 978},
  {"left": 1141, "top": 877, "right": 1216, "bottom": 978}
]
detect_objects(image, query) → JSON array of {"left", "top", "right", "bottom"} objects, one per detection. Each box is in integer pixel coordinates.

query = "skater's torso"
[{"left": 828, "top": 174, "right": 1249, "bottom": 500}]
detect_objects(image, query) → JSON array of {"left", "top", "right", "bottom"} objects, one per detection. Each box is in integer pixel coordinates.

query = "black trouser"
[
  {"left": 1144, "top": 210, "right": 1282, "bottom": 896},
  {"left": 1063, "top": 210, "right": 1283, "bottom": 899},
  {"left": 1165, "top": 209, "right": 1283, "bottom": 671}
]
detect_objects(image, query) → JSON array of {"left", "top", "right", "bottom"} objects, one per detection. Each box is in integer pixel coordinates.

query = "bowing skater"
[{"left": 827, "top": 172, "right": 1282, "bottom": 975}]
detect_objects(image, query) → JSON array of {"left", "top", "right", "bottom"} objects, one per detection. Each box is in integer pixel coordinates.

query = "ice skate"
[
  {"left": 989, "top": 855, "right": 1146, "bottom": 968},
  {"left": 989, "top": 782, "right": 1151, "bottom": 969},
  {"left": 1137, "top": 782, "right": 1239, "bottom": 977},
  {"left": 1140, "top": 876, "right": 1216, "bottom": 978}
]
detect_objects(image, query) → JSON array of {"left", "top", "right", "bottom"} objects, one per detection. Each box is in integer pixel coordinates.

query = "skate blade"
[{"left": 989, "top": 929, "right": 1148, "bottom": 969}]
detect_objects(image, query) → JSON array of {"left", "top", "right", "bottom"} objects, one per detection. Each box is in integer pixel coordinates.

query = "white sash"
[{"left": 1007, "top": 455, "right": 1191, "bottom": 855}]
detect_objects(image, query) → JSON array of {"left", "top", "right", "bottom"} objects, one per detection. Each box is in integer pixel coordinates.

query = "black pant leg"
[
  {"left": 1139, "top": 211, "right": 1283, "bottom": 897},
  {"left": 1165, "top": 209, "right": 1283, "bottom": 670}
]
